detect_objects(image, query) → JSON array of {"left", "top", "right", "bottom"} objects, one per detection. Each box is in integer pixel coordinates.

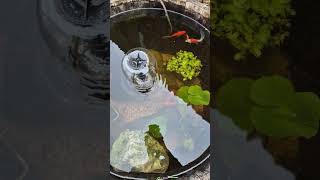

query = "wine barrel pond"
[{"left": 110, "top": 7, "right": 211, "bottom": 179}]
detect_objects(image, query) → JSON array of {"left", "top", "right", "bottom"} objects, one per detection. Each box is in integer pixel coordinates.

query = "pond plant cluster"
[
  {"left": 211, "top": 0, "right": 320, "bottom": 139},
  {"left": 216, "top": 76, "right": 320, "bottom": 138},
  {"left": 165, "top": 51, "right": 211, "bottom": 106},
  {"left": 211, "top": 0, "right": 295, "bottom": 60},
  {"left": 210, "top": 1, "right": 320, "bottom": 179}
]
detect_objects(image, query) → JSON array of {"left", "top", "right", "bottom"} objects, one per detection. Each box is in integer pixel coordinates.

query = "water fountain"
[{"left": 110, "top": 5, "right": 210, "bottom": 179}]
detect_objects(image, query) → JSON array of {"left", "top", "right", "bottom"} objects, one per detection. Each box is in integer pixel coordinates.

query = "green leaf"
[
  {"left": 177, "top": 85, "right": 211, "bottom": 106},
  {"left": 150, "top": 116, "right": 168, "bottom": 136},
  {"left": 250, "top": 76, "right": 295, "bottom": 107},
  {"left": 188, "top": 85, "right": 202, "bottom": 95},
  {"left": 289, "top": 92, "right": 320, "bottom": 138},
  {"left": 177, "top": 86, "right": 189, "bottom": 103},
  {"left": 216, "top": 78, "right": 255, "bottom": 131},
  {"left": 216, "top": 76, "right": 320, "bottom": 138},
  {"left": 201, "top": 90, "right": 211, "bottom": 105},
  {"left": 293, "top": 92, "right": 320, "bottom": 120},
  {"left": 251, "top": 92, "right": 320, "bottom": 138},
  {"left": 148, "top": 124, "right": 162, "bottom": 139},
  {"left": 251, "top": 106, "right": 301, "bottom": 138},
  {"left": 188, "top": 95, "right": 207, "bottom": 106}
]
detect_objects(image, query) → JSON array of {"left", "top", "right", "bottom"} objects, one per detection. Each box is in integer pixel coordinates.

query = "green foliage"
[
  {"left": 216, "top": 76, "right": 320, "bottom": 138},
  {"left": 211, "top": 0, "right": 295, "bottom": 60},
  {"left": 165, "top": 50, "right": 202, "bottom": 81},
  {"left": 216, "top": 78, "right": 255, "bottom": 131},
  {"left": 148, "top": 124, "right": 162, "bottom": 139},
  {"left": 250, "top": 76, "right": 295, "bottom": 107},
  {"left": 177, "top": 85, "right": 210, "bottom": 105}
]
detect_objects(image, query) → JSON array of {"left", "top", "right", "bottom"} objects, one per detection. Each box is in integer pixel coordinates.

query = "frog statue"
[{"left": 110, "top": 129, "right": 169, "bottom": 173}]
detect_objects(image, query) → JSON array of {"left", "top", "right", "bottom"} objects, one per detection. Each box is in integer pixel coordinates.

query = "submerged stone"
[{"left": 110, "top": 130, "right": 169, "bottom": 173}]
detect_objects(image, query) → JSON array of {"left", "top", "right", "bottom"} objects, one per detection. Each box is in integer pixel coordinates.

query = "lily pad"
[
  {"left": 177, "top": 85, "right": 210, "bottom": 106},
  {"left": 251, "top": 92, "right": 320, "bottom": 138},
  {"left": 251, "top": 106, "right": 302, "bottom": 138},
  {"left": 250, "top": 76, "right": 295, "bottom": 107},
  {"left": 216, "top": 78, "right": 254, "bottom": 131},
  {"left": 188, "top": 90, "right": 210, "bottom": 106},
  {"left": 289, "top": 92, "right": 320, "bottom": 138},
  {"left": 293, "top": 92, "right": 320, "bottom": 121},
  {"left": 217, "top": 76, "right": 320, "bottom": 138},
  {"left": 188, "top": 85, "right": 202, "bottom": 95},
  {"left": 177, "top": 86, "right": 189, "bottom": 103}
]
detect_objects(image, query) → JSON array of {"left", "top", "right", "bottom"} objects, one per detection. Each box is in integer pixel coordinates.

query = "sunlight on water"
[{"left": 110, "top": 40, "right": 210, "bottom": 173}]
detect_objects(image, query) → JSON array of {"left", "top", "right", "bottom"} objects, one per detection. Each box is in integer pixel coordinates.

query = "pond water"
[
  {"left": 212, "top": 1, "right": 320, "bottom": 179},
  {"left": 110, "top": 9, "right": 210, "bottom": 179}
]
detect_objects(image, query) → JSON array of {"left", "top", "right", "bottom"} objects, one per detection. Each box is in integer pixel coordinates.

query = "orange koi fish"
[
  {"left": 162, "top": 31, "right": 187, "bottom": 39},
  {"left": 185, "top": 30, "right": 205, "bottom": 44}
]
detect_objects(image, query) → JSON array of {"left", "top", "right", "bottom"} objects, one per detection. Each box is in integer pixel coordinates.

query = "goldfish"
[
  {"left": 185, "top": 30, "right": 205, "bottom": 44},
  {"left": 185, "top": 38, "right": 202, "bottom": 44},
  {"left": 162, "top": 31, "right": 187, "bottom": 39}
]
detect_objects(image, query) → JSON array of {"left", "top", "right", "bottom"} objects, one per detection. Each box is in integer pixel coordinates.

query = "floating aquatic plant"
[
  {"left": 216, "top": 76, "right": 320, "bottom": 138},
  {"left": 148, "top": 124, "right": 162, "bottom": 139},
  {"left": 211, "top": 0, "right": 295, "bottom": 60},
  {"left": 177, "top": 85, "right": 210, "bottom": 106},
  {"left": 165, "top": 51, "right": 202, "bottom": 81}
]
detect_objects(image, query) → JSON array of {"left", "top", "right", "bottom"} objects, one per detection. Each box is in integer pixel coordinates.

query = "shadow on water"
[
  {"left": 212, "top": 1, "right": 320, "bottom": 180},
  {"left": 1, "top": 0, "right": 108, "bottom": 179}
]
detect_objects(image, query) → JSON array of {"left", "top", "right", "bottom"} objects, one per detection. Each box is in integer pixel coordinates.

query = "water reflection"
[
  {"left": 212, "top": 109, "right": 295, "bottom": 180},
  {"left": 110, "top": 40, "right": 210, "bottom": 174},
  {"left": 1, "top": 0, "right": 108, "bottom": 179},
  {"left": 38, "top": 0, "right": 109, "bottom": 103}
]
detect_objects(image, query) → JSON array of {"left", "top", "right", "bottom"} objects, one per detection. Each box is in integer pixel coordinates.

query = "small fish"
[
  {"left": 185, "top": 30, "right": 205, "bottom": 44},
  {"left": 185, "top": 38, "right": 202, "bottom": 44},
  {"left": 162, "top": 31, "right": 187, "bottom": 39}
]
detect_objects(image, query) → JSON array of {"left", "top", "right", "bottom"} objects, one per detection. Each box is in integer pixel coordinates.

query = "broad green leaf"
[
  {"left": 251, "top": 106, "right": 302, "bottom": 138},
  {"left": 250, "top": 76, "right": 295, "bottom": 107},
  {"left": 188, "top": 85, "right": 202, "bottom": 95},
  {"left": 188, "top": 95, "right": 206, "bottom": 106},
  {"left": 216, "top": 78, "right": 255, "bottom": 131},
  {"left": 201, "top": 90, "right": 211, "bottom": 105},
  {"left": 252, "top": 92, "right": 320, "bottom": 138},
  {"left": 177, "top": 86, "right": 189, "bottom": 103},
  {"left": 289, "top": 92, "right": 320, "bottom": 138},
  {"left": 177, "top": 85, "right": 211, "bottom": 105},
  {"left": 293, "top": 92, "right": 320, "bottom": 120}
]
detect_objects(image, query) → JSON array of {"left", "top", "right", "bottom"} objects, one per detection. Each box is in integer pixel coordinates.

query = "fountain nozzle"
[{"left": 122, "top": 48, "right": 157, "bottom": 93}]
